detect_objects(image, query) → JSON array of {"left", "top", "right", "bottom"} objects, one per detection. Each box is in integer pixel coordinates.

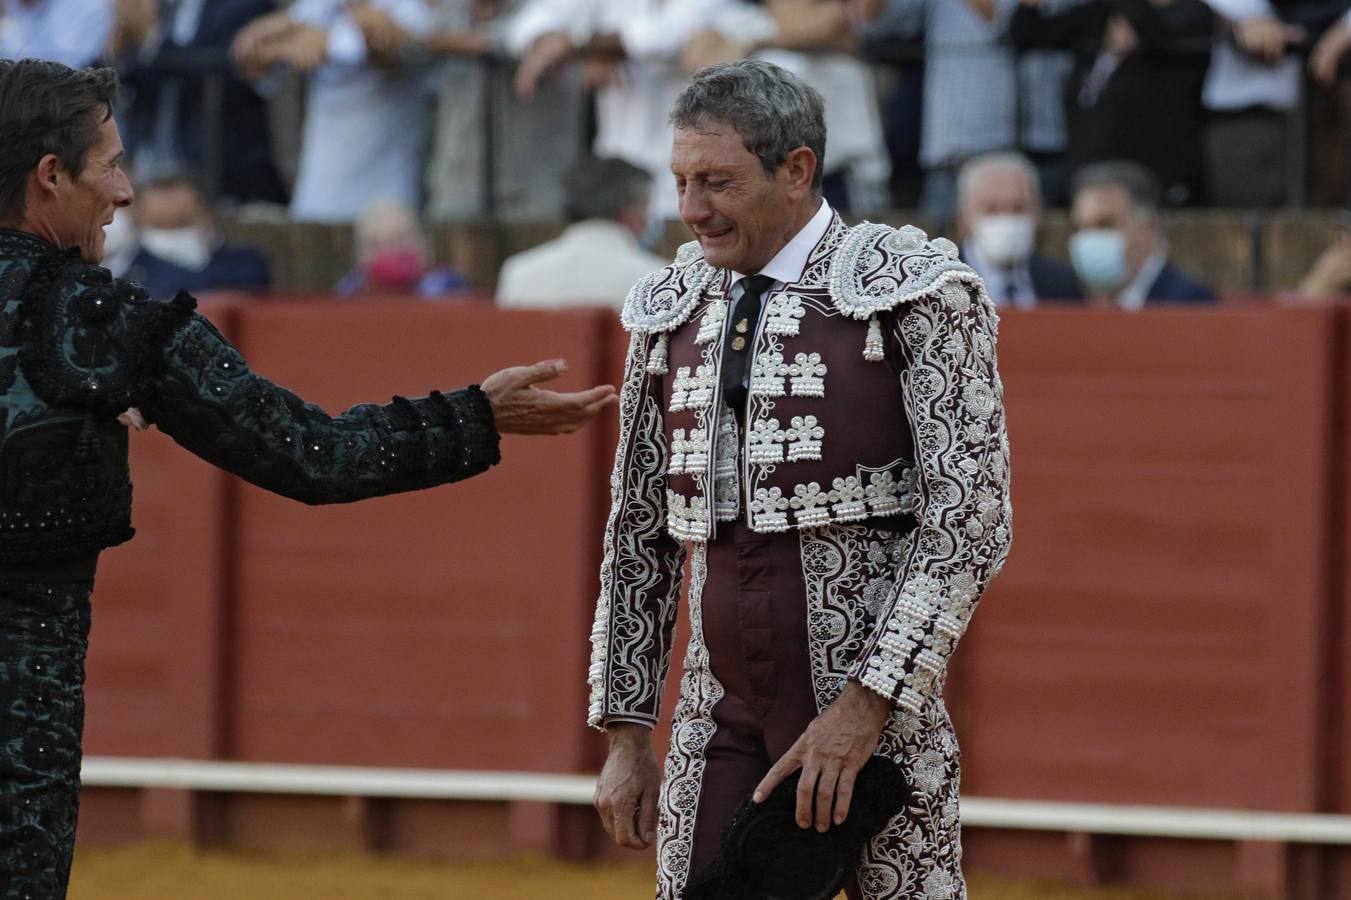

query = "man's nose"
[
  {"left": 680, "top": 185, "right": 710, "bottom": 227},
  {"left": 114, "top": 170, "right": 134, "bottom": 207}
]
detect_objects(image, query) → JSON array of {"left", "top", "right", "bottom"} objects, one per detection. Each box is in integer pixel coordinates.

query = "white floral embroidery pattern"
[
  {"left": 785, "top": 415, "right": 824, "bottom": 462},
  {"left": 748, "top": 417, "right": 786, "bottom": 464},
  {"left": 686, "top": 363, "right": 717, "bottom": 411},
  {"left": 589, "top": 332, "right": 686, "bottom": 727},
  {"left": 789, "top": 352, "right": 827, "bottom": 397},
  {"left": 655, "top": 544, "right": 725, "bottom": 900},
  {"left": 695, "top": 299, "right": 727, "bottom": 344},
  {"left": 750, "top": 351, "right": 789, "bottom": 397},
  {"left": 751, "top": 486, "right": 790, "bottom": 532},
  {"left": 828, "top": 222, "right": 982, "bottom": 322},
  {"left": 799, "top": 524, "right": 967, "bottom": 899},
  {"left": 713, "top": 408, "right": 740, "bottom": 522},
  {"left": 765, "top": 291, "right": 807, "bottom": 335},
  {"left": 622, "top": 254, "right": 717, "bottom": 334},
  {"left": 669, "top": 367, "right": 692, "bottom": 413},
  {"left": 849, "top": 282, "right": 1012, "bottom": 717},
  {"left": 667, "top": 428, "right": 710, "bottom": 476},
  {"left": 667, "top": 490, "right": 710, "bottom": 541}
]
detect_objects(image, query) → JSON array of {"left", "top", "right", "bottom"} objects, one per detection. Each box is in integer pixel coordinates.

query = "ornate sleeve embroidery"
[
  {"left": 588, "top": 331, "right": 686, "bottom": 729},
  {"left": 849, "top": 283, "right": 1013, "bottom": 715},
  {"left": 135, "top": 314, "right": 500, "bottom": 504}
]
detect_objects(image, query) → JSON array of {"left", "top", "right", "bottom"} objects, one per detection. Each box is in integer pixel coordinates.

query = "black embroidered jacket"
[{"left": 0, "top": 229, "right": 500, "bottom": 565}]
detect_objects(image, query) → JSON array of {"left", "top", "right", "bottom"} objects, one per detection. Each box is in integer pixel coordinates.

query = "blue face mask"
[{"left": 1069, "top": 229, "right": 1128, "bottom": 290}]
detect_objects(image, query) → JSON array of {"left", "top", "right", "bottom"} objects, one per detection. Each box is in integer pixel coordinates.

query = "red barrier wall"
[
  {"left": 960, "top": 306, "right": 1340, "bottom": 813},
  {"left": 220, "top": 301, "right": 620, "bottom": 774},
  {"left": 73, "top": 299, "right": 1351, "bottom": 894},
  {"left": 84, "top": 299, "right": 240, "bottom": 761}
]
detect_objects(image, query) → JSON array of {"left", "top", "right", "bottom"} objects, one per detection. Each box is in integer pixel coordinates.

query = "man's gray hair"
[
  {"left": 1072, "top": 160, "right": 1162, "bottom": 217},
  {"left": 957, "top": 151, "right": 1042, "bottom": 208},
  {"left": 565, "top": 156, "right": 652, "bottom": 222},
  {"left": 670, "top": 59, "right": 827, "bottom": 192}
]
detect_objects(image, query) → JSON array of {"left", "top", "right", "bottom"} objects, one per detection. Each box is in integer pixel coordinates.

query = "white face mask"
[
  {"left": 140, "top": 226, "right": 213, "bottom": 272},
  {"left": 971, "top": 214, "right": 1036, "bottom": 268},
  {"left": 101, "top": 208, "right": 137, "bottom": 261},
  {"left": 1069, "top": 229, "right": 1128, "bottom": 290}
]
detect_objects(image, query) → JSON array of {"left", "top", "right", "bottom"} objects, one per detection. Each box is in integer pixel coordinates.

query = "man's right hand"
[
  {"left": 480, "top": 359, "right": 617, "bottom": 435},
  {"left": 594, "top": 722, "right": 661, "bottom": 850}
]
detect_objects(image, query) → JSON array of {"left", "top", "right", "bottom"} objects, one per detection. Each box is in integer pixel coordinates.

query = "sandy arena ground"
[{"left": 67, "top": 843, "right": 1253, "bottom": 900}]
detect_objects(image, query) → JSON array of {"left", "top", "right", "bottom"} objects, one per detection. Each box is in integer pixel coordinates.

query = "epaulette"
[
  {"left": 18, "top": 254, "right": 194, "bottom": 415},
  {"left": 620, "top": 240, "right": 717, "bottom": 334},
  {"left": 827, "top": 222, "right": 986, "bottom": 320}
]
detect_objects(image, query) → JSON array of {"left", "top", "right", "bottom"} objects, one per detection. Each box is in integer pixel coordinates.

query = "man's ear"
[
  {"left": 34, "top": 154, "right": 63, "bottom": 198},
  {"left": 782, "top": 146, "right": 818, "bottom": 199}
]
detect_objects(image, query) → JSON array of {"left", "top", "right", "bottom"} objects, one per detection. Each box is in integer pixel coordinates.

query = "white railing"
[{"left": 82, "top": 756, "right": 1351, "bottom": 845}]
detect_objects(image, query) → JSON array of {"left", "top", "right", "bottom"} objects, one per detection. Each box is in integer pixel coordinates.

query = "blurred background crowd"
[{"left": 3, "top": 0, "right": 1351, "bottom": 307}]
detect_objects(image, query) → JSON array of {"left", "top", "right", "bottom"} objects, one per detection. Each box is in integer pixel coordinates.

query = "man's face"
[
  {"left": 53, "top": 117, "right": 134, "bottom": 263},
  {"left": 1070, "top": 184, "right": 1156, "bottom": 278},
  {"left": 672, "top": 122, "right": 803, "bottom": 273},
  {"left": 135, "top": 183, "right": 210, "bottom": 233},
  {"left": 959, "top": 166, "right": 1039, "bottom": 236}
]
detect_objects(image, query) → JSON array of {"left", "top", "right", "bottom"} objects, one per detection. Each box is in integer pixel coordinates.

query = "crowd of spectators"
[{"left": 2, "top": 0, "right": 1351, "bottom": 304}]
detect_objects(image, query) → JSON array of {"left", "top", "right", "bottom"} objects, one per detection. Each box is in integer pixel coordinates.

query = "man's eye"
[{"left": 707, "top": 181, "right": 727, "bottom": 191}]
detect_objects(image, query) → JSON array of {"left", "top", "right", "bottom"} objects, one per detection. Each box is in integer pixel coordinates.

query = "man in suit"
[
  {"left": 127, "top": 173, "right": 271, "bottom": 298},
  {"left": 956, "top": 151, "right": 1081, "bottom": 307},
  {"left": 496, "top": 156, "right": 666, "bottom": 309},
  {"left": 1068, "top": 160, "right": 1215, "bottom": 308}
]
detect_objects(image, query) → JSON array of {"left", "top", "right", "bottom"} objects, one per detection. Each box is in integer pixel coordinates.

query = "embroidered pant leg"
[
  {"left": 800, "top": 523, "right": 966, "bottom": 900},
  {"left": 0, "top": 580, "right": 94, "bottom": 900},
  {"left": 850, "top": 698, "right": 965, "bottom": 900}
]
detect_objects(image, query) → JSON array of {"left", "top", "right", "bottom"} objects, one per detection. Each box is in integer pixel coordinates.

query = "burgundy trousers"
[{"left": 689, "top": 518, "right": 866, "bottom": 900}]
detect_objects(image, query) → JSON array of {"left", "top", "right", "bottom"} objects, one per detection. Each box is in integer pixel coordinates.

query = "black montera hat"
[{"left": 683, "top": 755, "right": 913, "bottom": 900}]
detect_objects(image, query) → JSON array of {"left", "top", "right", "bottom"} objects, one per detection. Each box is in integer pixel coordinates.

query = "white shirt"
[
  {"left": 1116, "top": 249, "right": 1168, "bottom": 311},
  {"left": 507, "top": 0, "right": 732, "bottom": 218},
  {"left": 288, "top": 0, "right": 436, "bottom": 222},
  {"left": 0, "top": 0, "right": 112, "bottom": 67},
  {"left": 496, "top": 219, "right": 668, "bottom": 309},
  {"left": 1200, "top": 0, "right": 1300, "bottom": 112},
  {"left": 963, "top": 240, "right": 1038, "bottom": 310}
]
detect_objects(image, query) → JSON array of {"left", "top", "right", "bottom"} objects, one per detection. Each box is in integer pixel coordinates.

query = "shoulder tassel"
[
  {"left": 646, "top": 333, "right": 670, "bottom": 375},
  {"left": 863, "top": 316, "right": 884, "bottom": 362}
]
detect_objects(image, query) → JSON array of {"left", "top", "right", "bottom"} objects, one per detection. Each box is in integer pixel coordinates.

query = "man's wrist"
[
  {"left": 604, "top": 720, "right": 653, "bottom": 745},
  {"left": 845, "top": 678, "right": 894, "bottom": 723}
]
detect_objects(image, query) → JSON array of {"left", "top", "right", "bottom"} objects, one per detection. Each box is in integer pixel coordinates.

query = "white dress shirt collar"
[
  {"left": 1116, "top": 249, "right": 1168, "bottom": 311},
  {"left": 963, "top": 239, "right": 1038, "bottom": 310},
  {"left": 729, "top": 199, "right": 833, "bottom": 293}
]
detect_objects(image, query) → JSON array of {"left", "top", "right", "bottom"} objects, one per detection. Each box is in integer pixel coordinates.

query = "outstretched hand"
[
  {"left": 481, "top": 359, "right": 617, "bottom": 435},
  {"left": 753, "top": 681, "right": 892, "bottom": 832}
]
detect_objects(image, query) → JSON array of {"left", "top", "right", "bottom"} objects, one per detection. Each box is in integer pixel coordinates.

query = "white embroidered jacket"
[{"left": 589, "top": 215, "right": 1013, "bottom": 722}]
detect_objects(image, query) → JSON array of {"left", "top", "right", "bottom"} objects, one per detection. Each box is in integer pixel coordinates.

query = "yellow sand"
[{"left": 67, "top": 843, "right": 1251, "bottom": 900}]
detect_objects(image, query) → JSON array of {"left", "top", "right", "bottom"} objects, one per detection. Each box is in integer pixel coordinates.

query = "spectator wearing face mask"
[
  {"left": 957, "top": 152, "right": 1082, "bottom": 307},
  {"left": 100, "top": 206, "right": 140, "bottom": 279},
  {"left": 128, "top": 173, "right": 271, "bottom": 298},
  {"left": 496, "top": 156, "right": 667, "bottom": 309},
  {"left": 337, "top": 201, "right": 469, "bottom": 297},
  {"left": 1068, "top": 160, "right": 1215, "bottom": 308}
]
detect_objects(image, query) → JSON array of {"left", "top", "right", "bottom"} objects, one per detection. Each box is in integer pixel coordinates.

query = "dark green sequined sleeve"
[{"left": 134, "top": 311, "right": 501, "bottom": 505}]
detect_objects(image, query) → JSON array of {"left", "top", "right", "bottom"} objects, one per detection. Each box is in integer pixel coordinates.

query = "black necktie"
[{"left": 722, "top": 274, "right": 775, "bottom": 422}]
